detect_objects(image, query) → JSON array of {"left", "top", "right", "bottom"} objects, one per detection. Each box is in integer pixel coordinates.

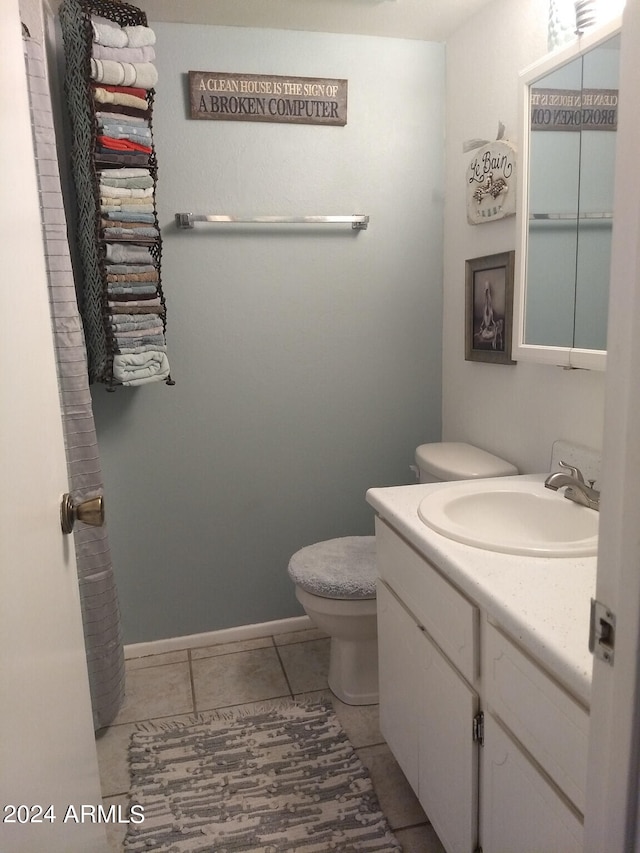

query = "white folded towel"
[
  {"left": 113, "top": 351, "right": 170, "bottom": 386},
  {"left": 98, "top": 168, "right": 151, "bottom": 179},
  {"left": 91, "top": 16, "right": 127, "bottom": 48},
  {"left": 91, "top": 16, "right": 156, "bottom": 50},
  {"left": 123, "top": 25, "right": 156, "bottom": 48},
  {"left": 90, "top": 58, "right": 158, "bottom": 90},
  {"left": 99, "top": 184, "right": 153, "bottom": 198},
  {"left": 92, "top": 43, "right": 156, "bottom": 63}
]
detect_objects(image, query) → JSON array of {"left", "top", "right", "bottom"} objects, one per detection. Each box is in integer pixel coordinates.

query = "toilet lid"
[{"left": 287, "top": 536, "right": 377, "bottom": 600}]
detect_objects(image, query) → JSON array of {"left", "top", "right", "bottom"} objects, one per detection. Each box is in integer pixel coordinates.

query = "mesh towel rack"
[{"left": 175, "top": 213, "right": 369, "bottom": 230}]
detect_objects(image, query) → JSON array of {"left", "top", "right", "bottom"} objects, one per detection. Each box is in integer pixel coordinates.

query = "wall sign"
[
  {"left": 189, "top": 71, "right": 348, "bottom": 126},
  {"left": 466, "top": 140, "right": 516, "bottom": 225},
  {"left": 530, "top": 88, "right": 618, "bottom": 131}
]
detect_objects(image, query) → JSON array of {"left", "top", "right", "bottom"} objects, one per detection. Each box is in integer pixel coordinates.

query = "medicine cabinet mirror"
[{"left": 513, "top": 17, "right": 621, "bottom": 370}]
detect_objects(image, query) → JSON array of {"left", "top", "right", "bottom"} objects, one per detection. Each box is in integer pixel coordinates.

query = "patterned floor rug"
[{"left": 124, "top": 699, "right": 401, "bottom": 852}]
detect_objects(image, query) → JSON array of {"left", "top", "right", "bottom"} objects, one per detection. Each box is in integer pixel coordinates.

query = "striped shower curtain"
[{"left": 24, "top": 30, "right": 125, "bottom": 730}]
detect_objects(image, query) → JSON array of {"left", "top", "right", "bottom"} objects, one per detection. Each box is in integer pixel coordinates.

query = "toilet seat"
[{"left": 287, "top": 536, "right": 376, "bottom": 600}]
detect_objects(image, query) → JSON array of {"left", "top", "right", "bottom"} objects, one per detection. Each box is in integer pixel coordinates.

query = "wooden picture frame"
[{"left": 465, "top": 251, "right": 516, "bottom": 364}]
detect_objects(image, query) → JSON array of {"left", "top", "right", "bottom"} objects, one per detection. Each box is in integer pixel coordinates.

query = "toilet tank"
[{"left": 415, "top": 442, "right": 518, "bottom": 483}]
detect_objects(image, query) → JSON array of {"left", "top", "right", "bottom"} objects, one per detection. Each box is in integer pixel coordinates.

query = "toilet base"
[
  {"left": 328, "top": 635, "right": 379, "bottom": 705},
  {"left": 294, "top": 586, "right": 379, "bottom": 706}
]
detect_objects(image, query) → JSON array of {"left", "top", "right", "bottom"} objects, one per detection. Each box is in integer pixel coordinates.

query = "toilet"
[{"left": 287, "top": 442, "right": 518, "bottom": 706}]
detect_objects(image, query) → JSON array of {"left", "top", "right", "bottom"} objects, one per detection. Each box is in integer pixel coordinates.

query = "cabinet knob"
[{"left": 60, "top": 494, "right": 105, "bottom": 534}]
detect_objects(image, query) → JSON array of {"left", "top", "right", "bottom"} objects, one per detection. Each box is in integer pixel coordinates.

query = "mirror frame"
[{"left": 513, "top": 16, "right": 622, "bottom": 371}]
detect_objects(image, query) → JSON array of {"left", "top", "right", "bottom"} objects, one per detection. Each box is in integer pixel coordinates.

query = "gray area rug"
[{"left": 124, "top": 699, "right": 401, "bottom": 852}]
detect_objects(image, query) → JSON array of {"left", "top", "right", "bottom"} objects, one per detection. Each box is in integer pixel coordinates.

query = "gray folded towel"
[{"left": 105, "top": 243, "right": 155, "bottom": 265}]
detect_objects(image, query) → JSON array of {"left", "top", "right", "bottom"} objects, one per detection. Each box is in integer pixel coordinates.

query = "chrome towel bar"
[{"left": 175, "top": 213, "right": 369, "bottom": 230}]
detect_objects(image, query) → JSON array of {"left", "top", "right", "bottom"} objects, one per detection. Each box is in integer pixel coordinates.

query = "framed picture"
[{"left": 465, "top": 251, "right": 516, "bottom": 364}]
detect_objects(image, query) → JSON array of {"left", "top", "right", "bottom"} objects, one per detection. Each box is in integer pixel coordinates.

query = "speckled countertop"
[{"left": 366, "top": 474, "right": 596, "bottom": 707}]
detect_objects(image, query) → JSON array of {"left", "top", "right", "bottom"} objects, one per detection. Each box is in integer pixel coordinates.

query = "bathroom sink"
[{"left": 417, "top": 478, "right": 598, "bottom": 557}]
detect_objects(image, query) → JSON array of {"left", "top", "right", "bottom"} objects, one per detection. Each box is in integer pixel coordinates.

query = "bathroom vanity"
[{"left": 367, "top": 475, "right": 596, "bottom": 853}]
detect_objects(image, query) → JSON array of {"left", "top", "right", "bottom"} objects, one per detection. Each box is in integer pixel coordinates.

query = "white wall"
[
  {"left": 443, "top": 0, "right": 607, "bottom": 474},
  {"left": 90, "top": 23, "right": 445, "bottom": 642}
]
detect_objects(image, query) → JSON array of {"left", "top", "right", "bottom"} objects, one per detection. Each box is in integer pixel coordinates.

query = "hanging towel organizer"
[{"left": 59, "top": 0, "right": 173, "bottom": 389}]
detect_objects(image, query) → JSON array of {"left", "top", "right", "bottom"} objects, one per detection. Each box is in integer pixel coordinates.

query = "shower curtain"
[{"left": 24, "top": 29, "right": 125, "bottom": 729}]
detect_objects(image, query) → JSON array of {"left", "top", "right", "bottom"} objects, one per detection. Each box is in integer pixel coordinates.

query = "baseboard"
[{"left": 124, "top": 614, "right": 314, "bottom": 660}]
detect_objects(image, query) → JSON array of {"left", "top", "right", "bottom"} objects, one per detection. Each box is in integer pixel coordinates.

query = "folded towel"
[
  {"left": 91, "top": 16, "right": 156, "bottom": 48},
  {"left": 96, "top": 151, "right": 151, "bottom": 167},
  {"left": 112, "top": 321, "right": 164, "bottom": 335},
  {"left": 92, "top": 43, "right": 156, "bottom": 63},
  {"left": 101, "top": 219, "right": 157, "bottom": 232},
  {"left": 99, "top": 184, "right": 153, "bottom": 198},
  {"left": 109, "top": 306, "right": 163, "bottom": 315},
  {"left": 107, "top": 285, "right": 158, "bottom": 295},
  {"left": 95, "top": 83, "right": 149, "bottom": 99},
  {"left": 102, "top": 211, "right": 156, "bottom": 223},
  {"left": 103, "top": 227, "right": 159, "bottom": 239},
  {"left": 93, "top": 86, "right": 148, "bottom": 111},
  {"left": 106, "top": 271, "right": 159, "bottom": 282},
  {"left": 122, "top": 25, "right": 156, "bottom": 48},
  {"left": 111, "top": 310, "right": 163, "bottom": 321},
  {"left": 113, "top": 323, "right": 163, "bottom": 337},
  {"left": 101, "top": 199, "right": 154, "bottom": 211},
  {"left": 104, "top": 263, "right": 156, "bottom": 274},
  {"left": 101, "top": 204, "right": 155, "bottom": 216},
  {"left": 91, "top": 58, "right": 132, "bottom": 86},
  {"left": 100, "top": 193, "right": 153, "bottom": 204},
  {"left": 98, "top": 167, "right": 151, "bottom": 179},
  {"left": 105, "top": 243, "right": 155, "bottom": 264},
  {"left": 90, "top": 58, "right": 158, "bottom": 90},
  {"left": 108, "top": 297, "right": 162, "bottom": 308},
  {"left": 91, "top": 16, "right": 127, "bottom": 48},
  {"left": 99, "top": 174, "right": 154, "bottom": 190},
  {"left": 114, "top": 332, "right": 166, "bottom": 348},
  {"left": 96, "top": 110, "right": 150, "bottom": 127},
  {"left": 98, "top": 124, "right": 152, "bottom": 142},
  {"left": 97, "top": 135, "right": 153, "bottom": 154},
  {"left": 117, "top": 343, "right": 167, "bottom": 354},
  {"left": 94, "top": 102, "right": 149, "bottom": 119}
]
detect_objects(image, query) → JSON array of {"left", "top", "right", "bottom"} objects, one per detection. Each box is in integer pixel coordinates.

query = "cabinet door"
[
  {"left": 481, "top": 713, "right": 583, "bottom": 853},
  {"left": 418, "top": 626, "right": 479, "bottom": 853},
  {"left": 377, "top": 580, "right": 419, "bottom": 791}
]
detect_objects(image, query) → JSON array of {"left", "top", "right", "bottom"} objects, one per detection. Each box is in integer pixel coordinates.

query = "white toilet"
[{"left": 287, "top": 442, "right": 518, "bottom": 706}]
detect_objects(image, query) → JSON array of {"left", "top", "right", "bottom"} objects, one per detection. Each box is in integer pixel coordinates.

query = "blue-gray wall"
[{"left": 91, "top": 23, "right": 445, "bottom": 643}]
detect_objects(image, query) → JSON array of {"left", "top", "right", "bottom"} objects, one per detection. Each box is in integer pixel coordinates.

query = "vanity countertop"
[{"left": 366, "top": 474, "right": 596, "bottom": 707}]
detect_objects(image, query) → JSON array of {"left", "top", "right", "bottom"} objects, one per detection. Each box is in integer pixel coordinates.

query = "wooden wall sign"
[
  {"left": 189, "top": 71, "right": 348, "bottom": 127},
  {"left": 466, "top": 140, "right": 517, "bottom": 225},
  {"left": 530, "top": 88, "right": 618, "bottom": 131}
]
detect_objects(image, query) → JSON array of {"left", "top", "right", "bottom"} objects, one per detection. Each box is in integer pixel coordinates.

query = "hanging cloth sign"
[
  {"left": 189, "top": 71, "right": 348, "bottom": 127},
  {"left": 466, "top": 139, "right": 517, "bottom": 225}
]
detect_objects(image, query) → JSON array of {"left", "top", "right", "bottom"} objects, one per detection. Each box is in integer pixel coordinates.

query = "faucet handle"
[{"left": 559, "top": 461, "right": 585, "bottom": 483}]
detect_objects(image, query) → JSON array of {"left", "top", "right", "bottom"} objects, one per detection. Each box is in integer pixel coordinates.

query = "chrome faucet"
[{"left": 544, "top": 462, "right": 600, "bottom": 511}]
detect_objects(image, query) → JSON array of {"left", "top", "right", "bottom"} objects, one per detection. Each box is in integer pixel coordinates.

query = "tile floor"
[{"left": 97, "top": 627, "right": 446, "bottom": 853}]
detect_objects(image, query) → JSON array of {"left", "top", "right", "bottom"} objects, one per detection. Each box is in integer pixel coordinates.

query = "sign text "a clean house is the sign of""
[{"left": 189, "top": 72, "right": 348, "bottom": 127}]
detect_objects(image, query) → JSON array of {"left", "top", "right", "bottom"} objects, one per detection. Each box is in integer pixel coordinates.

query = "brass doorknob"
[{"left": 60, "top": 494, "right": 105, "bottom": 535}]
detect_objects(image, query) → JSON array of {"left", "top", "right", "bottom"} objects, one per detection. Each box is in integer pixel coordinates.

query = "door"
[
  {"left": 0, "top": 1, "right": 108, "bottom": 850},
  {"left": 584, "top": 0, "right": 640, "bottom": 849},
  {"left": 481, "top": 714, "right": 583, "bottom": 853},
  {"left": 417, "top": 623, "right": 479, "bottom": 853},
  {"left": 377, "top": 581, "right": 420, "bottom": 791}
]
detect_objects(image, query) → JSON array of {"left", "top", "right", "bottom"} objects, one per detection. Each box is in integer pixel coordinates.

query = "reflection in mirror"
[
  {"left": 515, "top": 20, "right": 621, "bottom": 370},
  {"left": 574, "top": 35, "right": 619, "bottom": 350},
  {"left": 527, "top": 56, "right": 583, "bottom": 348}
]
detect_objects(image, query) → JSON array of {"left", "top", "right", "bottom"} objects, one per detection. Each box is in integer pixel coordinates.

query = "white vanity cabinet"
[{"left": 374, "top": 516, "right": 589, "bottom": 853}]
